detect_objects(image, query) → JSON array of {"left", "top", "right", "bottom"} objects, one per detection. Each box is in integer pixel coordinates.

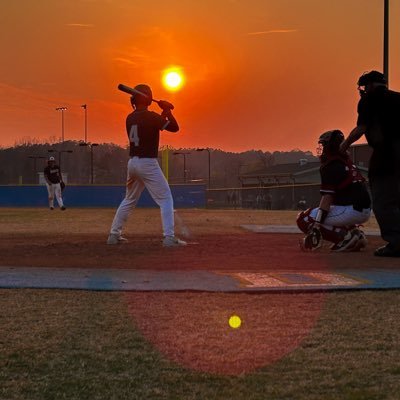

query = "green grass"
[
  {"left": 1, "top": 289, "right": 400, "bottom": 400},
  {"left": 0, "top": 208, "right": 392, "bottom": 399}
]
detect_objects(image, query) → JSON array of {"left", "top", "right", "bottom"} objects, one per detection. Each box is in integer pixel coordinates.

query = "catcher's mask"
[
  {"left": 130, "top": 84, "right": 152, "bottom": 107},
  {"left": 357, "top": 70, "right": 387, "bottom": 96},
  {"left": 317, "top": 130, "right": 344, "bottom": 158}
]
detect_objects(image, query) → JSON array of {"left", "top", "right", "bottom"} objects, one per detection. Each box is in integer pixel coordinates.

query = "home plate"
[
  {"left": 227, "top": 271, "right": 366, "bottom": 288},
  {"left": 241, "top": 224, "right": 380, "bottom": 236}
]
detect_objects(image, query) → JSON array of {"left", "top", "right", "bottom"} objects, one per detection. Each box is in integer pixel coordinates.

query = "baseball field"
[{"left": 1, "top": 208, "right": 400, "bottom": 399}]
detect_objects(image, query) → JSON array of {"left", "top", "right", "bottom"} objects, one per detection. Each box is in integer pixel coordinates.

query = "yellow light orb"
[
  {"left": 162, "top": 68, "right": 185, "bottom": 91},
  {"left": 229, "top": 315, "right": 242, "bottom": 329}
]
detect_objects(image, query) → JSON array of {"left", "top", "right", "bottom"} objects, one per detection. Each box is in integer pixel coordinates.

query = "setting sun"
[{"left": 162, "top": 68, "right": 185, "bottom": 92}]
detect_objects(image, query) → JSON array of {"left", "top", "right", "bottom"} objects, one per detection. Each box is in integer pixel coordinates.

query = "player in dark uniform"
[
  {"left": 107, "top": 84, "right": 187, "bottom": 247},
  {"left": 44, "top": 156, "right": 66, "bottom": 210},
  {"left": 341, "top": 70, "right": 400, "bottom": 257},
  {"left": 297, "top": 130, "right": 371, "bottom": 252}
]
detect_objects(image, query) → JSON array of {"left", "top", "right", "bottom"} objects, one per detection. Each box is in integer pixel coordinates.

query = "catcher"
[{"left": 297, "top": 130, "right": 371, "bottom": 252}]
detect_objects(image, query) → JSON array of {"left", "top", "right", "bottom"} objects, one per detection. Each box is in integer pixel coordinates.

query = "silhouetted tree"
[{"left": 0, "top": 143, "right": 317, "bottom": 187}]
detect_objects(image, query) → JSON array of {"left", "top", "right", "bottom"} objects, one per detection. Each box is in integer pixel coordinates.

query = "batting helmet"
[{"left": 130, "top": 84, "right": 152, "bottom": 106}]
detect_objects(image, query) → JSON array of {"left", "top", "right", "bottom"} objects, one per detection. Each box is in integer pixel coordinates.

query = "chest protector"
[{"left": 321, "top": 155, "right": 365, "bottom": 191}]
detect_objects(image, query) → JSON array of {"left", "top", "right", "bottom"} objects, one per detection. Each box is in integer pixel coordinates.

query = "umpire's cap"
[{"left": 358, "top": 71, "right": 387, "bottom": 86}]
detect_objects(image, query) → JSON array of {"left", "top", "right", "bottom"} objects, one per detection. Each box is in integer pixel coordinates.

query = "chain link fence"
[{"left": 206, "top": 184, "right": 321, "bottom": 210}]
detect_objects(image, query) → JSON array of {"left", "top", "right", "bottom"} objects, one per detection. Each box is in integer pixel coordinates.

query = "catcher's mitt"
[
  {"left": 60, "top": 181, "right": 66, "bottom": 191},
  {"left": 299, "top": 227, "right": 322, "bottom": 252}
]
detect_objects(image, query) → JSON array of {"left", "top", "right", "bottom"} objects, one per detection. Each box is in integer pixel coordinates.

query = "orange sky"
[{"left": 1, "top": 0, "right": 400, "bottom": 152}]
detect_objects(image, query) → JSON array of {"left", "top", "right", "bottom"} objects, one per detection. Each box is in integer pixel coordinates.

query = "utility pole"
[
  {"left": 79, "top": 142, "right": 99, "bottom": 184},
  {"left": 81, "top": 104, "right": 88, "bottom": 142},
  {"left": 173, "top": 151, "right": 190, "bottom": 183},
  {"left": 55, "top": 107, "right": 67, "bottom": 142},
  {"left": 384, "top": 0, "right": 389, "bottom": 85},
  {"left": 196, "top": 148, "right": 211, "bottom": 188}
]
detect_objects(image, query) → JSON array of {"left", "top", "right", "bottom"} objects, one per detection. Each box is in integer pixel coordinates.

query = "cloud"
[
  {"left": 65, "top": 23, "right": 95, "bottom": 28},
  {"left": 112, "top": 57, "right": 140, "bottom": 67},
  {"left": 0, "top": 82, "right": 71, "bottom": 110},
  {"left": 78, "top": 0, "right": 113, "bottom": 2},
  {"left": 247, "top": 29, "right": 298, "bottom": 36},
  {"left": 112, "top": 47, "right": 152, "bottom": 67}
]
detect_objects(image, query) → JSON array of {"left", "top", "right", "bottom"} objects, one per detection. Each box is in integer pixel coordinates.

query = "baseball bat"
[{"left": 117, "top": 84, "right": 174, "bottom": 110}]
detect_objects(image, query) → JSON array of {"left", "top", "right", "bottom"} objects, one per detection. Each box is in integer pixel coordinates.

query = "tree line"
[{"left": 0, "top": 140, "right": 317, "bottom": 187}]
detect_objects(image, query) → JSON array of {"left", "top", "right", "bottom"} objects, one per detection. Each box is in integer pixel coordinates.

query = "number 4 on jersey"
[{"left": 129, "top": 125, "right": 139, "bottom": 146}]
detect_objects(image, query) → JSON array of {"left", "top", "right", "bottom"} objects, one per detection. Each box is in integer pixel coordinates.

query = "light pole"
[
  {"left": 173, "top": 151, "right": 190, "bottom": 183},
  {"left": 196, "top": 148, "right": 211, "bottom": 188},
  {"left": 55, "top": 107, "right": 67, "bottom": 142},
  {"left": 79, "top": 142, "right": 99, "bottom": 184},
  {"left": 47, "top": 149, "right": 73, "bottom": 171},
  {"left": 28, "top": 156, "right": 46, "bottom": 183},
  {"left": 81, "top": 104, "right": 88, "bottom": 142},
  {"left": 384, "top": 0, "right": 389, "bottom": 84}
]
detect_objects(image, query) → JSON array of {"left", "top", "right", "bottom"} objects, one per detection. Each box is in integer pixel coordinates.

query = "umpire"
[{"left": 341, "top": 70, "right": 400, "bottom": 257}]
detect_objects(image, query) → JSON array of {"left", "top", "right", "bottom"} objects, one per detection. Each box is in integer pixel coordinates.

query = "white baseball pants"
[
  {"left": 46, "top": 183, "right": 64, "bottom": 208},
  {"left": 309, "top": 205, "right": 371, "bottom": 228},
  {"left": 110, "top": 157, "right": 174, "bottom": 237}
]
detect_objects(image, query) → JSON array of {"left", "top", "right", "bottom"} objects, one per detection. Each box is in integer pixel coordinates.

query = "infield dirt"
[{"left": 1, "top": 208, "right": 399, "bottom": 271}]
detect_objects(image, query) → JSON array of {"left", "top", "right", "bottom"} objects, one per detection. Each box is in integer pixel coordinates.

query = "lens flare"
[{"left": 229, "top": 315, "right": 242, "bottom": 329}]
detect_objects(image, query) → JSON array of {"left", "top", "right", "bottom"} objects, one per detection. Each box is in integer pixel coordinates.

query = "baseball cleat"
[
  {"left": 349, "top": 229, "right": 368, "bottom": 252},
  {"left": 49, "top": 207, "right": 54, "bottom": 210},
  {"left": 107, "top": 234, "right": 119, "bottom": 245},
  {"left": 374, "top": 244, "right": 400, "bottom": 257},
  {"left": 330, "top": 230, "right": 359, "bottom": 252},
  {"left": 162, "top": 236, "right": 187, "bottom": 247},
  {"left": 107, "top": 234, "right": 128, "bottom": 245},
  {"left": 61, "top": 206, "right": 66, "bottom": 211}
]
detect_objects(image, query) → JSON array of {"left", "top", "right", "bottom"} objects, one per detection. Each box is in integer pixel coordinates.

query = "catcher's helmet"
[
  {"left": 130, "top": 84, "right": 152, "bottom": 106},
  {"left": 318, "top": 130, "right": 344, "bottom": 156},
  {"left": 358, "top": 70, "right": 387, "bottom": 86}
]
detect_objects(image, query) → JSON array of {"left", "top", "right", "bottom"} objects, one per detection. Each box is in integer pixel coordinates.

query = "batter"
[{"left": 107, "top": 84, "right": 187, "bottom": 247}]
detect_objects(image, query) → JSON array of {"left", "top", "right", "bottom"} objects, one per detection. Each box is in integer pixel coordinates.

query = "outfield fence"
[
  {"left": 0, "top": 183, "right": 345, "bottom": 210},
  {"left": 0, "top": 184, "right": 206, "bottom": 208}
]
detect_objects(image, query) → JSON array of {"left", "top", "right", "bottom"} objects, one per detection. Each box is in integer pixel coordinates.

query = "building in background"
[{"left": 214, "top": 144, "right": 371, "bottom": 210}]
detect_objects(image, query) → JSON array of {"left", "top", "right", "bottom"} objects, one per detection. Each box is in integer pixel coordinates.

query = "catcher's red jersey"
[{"left": 319, "top": 155, "right": 370, "bottom": 211}]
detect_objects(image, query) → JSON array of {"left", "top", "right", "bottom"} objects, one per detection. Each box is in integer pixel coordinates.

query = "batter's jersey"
[
  {"left": 44, "top": 165, "right": 62, "bottom": 184},
  {"left": 320, "top": 157, "right": 371, "bottom": 211},
  {"left": 126, "top": 110, "right": 169, "bottom": 158}
]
